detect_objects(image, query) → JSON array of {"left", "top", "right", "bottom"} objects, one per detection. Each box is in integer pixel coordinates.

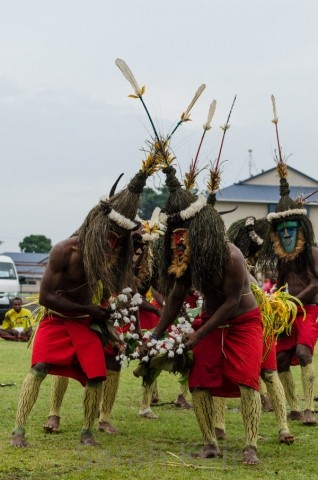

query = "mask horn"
[
  {"left": 109, "top": 173, "right": 124, "bottom": 197},
  {"left": 218, "top": 205, "right": 238, "bottom": 216}
]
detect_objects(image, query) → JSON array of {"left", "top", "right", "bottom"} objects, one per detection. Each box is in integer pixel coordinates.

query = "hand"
[
  {"left": 185, "top": 331, "right": 200, "bottom": 350},
  {"left": 138, "top": 334, "right": 155, "bottom": 357},
  {"left": 89, "top": 305, "right": 111, "bottom": 321},
  {"left": 113, "top": 341, "right": 126, "bottom": 355},
  {"left": 135, "top": 329, "right": 143, "bottom": 340}
]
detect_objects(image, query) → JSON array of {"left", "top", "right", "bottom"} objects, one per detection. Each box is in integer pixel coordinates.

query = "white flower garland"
[
  {"left": 108, "top": 208, "right": 137, "bottom": 230},
  {"left": 106, "top": 287, "right": 143, "bottom": 367},
  {"left": 158, "top": 194, "right": 207, "bottom": 226},
  {"left": 100, "top": 196, "right": 137, "bottom": 230},
  {"left": 140, "top": 315, "right": 194, "bottom": 363},
  {"left": 267, "top": 208, "right": 307, "bottom": 223}
]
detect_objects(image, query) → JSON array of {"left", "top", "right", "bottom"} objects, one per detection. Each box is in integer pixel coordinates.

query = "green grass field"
[{"left": 1, "top": 340, "right": 318, "bottom": 480}]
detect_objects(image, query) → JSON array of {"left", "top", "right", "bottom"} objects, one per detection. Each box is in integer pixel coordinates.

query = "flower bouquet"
[
  {"left": 133, "top": 315, "right": 194, "bottom": 386},
  {"left": 90, "top": 288, "right": 143, "bottom": 353}
]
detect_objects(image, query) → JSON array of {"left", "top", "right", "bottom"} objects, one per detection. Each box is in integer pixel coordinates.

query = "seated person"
[{"left": 0, "top": 297, "right": 33, "bottom": 340}]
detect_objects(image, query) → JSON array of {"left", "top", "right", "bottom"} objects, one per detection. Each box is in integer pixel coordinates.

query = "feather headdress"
[{"left": 267, "top": 95, "right": 307, "bottom": 223}]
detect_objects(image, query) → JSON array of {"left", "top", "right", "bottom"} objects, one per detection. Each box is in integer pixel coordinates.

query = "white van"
[{"left": 0, "top": 255, "right": 21, "bottom": 320}]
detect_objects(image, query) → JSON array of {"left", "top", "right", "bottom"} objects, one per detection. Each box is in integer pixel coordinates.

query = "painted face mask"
[
  {"left": 168, "top": 228, "right": 191, "bottom": 278},
  {"left": 132, "top": 235, "right": 146, "bottom": 272},
  {"left": 276, "top": 221, "right": 299, "bottom": 254},
  {"left": 105, "top": 231, "right": 122, "bottom": 269},
  {"left": 107, "top": 231, "right": 121, "bottom": 250}
]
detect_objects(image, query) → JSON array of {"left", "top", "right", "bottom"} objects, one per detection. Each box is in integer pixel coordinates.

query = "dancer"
[
  {"left": 227, "top": 215, "right": 294, "bottom": 444},
  {"left": 259, "top": 96, "right": 318, "bottom": 426},
  {"left": 151, "top": 163, "right": 263, "bottom": 465},
  {"left": 10, "top": 159, "right": 155, "bottom": 448}
]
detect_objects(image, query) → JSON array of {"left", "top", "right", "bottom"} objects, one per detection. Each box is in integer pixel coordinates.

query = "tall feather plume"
[
  {"left": 269, "top": 95, "right": 301, "bottom": 214},
  {"left": 168, "top": 84, "right": 206, "bottom": 140},
  {"left": 207, "top": 95, "right": 237, "bottom": 194},
  {"left": 115, "top": 58, "right": 144, "bottom": 97},
  {"left": 271, "top": 94, "right": 287, "bottom": 179},
  {"left": 115, "top": 58, "right": 159, "bottom": 142},
  {"left": 183, "top": 100, "right": 217, "bottom": 190},
  {"left": 115, "top": 60, "right": 205, "bottom": 176},
  {"left": 115, "top": 58, "right": 169, "bottom": 176},
  {"left": 181, "top": 84, "right": 207, "bottom": 121}
]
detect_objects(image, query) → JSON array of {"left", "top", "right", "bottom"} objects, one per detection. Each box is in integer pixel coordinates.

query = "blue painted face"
[{"left": 276, "top": 221, "right": 300, "bottom": 254}]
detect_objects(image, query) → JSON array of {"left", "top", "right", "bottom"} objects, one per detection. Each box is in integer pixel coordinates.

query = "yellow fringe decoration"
[
  {"left": 206, "top": 166, "right": 221, "bottom": 193},
  {"left": 251, "top": 283, "right": 306, "bottom": 347}
]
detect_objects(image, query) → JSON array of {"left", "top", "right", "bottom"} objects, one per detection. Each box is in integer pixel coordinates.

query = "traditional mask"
[
  {"left": 276, "top": 221, "right": 299, "bottom": 254},
  {"left": 105, "top": 231, "right": 122, "bottom": 269},
  {"left": 271, "top": 220, "right": 305, "bottom": 260},
  {"left": 107, "top": 231, "right": 121, "bottom": 251},
  {"left": 132, "top": 234, "right": 146, "bottom": 272},
  {"left": 168, "top": 228, "right": 190, "bottom": 278}
]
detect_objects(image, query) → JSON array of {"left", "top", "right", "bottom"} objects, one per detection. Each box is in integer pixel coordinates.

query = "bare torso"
[
  {"left": 39, "top": 236, "right": 109, "bottom": 320},
  {"left": 278, "top": 246, "right": 318, "bottom": 304}
]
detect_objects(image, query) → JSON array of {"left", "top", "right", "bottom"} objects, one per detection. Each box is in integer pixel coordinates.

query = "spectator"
[{"left": 0, "top": 297, "right": 32, "bottom": 341}]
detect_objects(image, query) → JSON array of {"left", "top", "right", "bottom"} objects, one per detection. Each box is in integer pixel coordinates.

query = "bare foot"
[
  {"left": 303, "top": 409, "right": 317, "bottom": 426},
  {"left": 11, "top": 429, "right": 28, "bottom": 448},
  {"left": 279, "top": 429, "right": 295, "bottom": 445},
  {"left": 80, "top": 430, "right": 99, "bottom": 446},
  {"left": 43, "top": 415, "right": 60, "bottom": 433},
  {"left": 215, "top": 427, "right": 226, "bottom": 441},
  {"left": 287, "top": 410, "right": 303, "bottom": 421},
  {"left": 98, "top": 421, "right": 120, "bottom": 434},
  {"left": 243, "top": 446, "right": 259, "bottom": 465},
  {"left": 174, "top": 394, "right": 192, "bottom": 409},
  {"left": 191, "top": 444, "right": 222, "bottom": 458},
  {"left": 138, "top": 408, "right": 158, "bottom": 419},
  {"left": 261, "top": 394, "right": 273, "bottom": 412}
]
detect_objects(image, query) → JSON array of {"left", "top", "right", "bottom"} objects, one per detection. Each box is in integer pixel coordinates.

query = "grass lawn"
[{"left": 1, "top": 339, "right": 318, "bottom": 480}]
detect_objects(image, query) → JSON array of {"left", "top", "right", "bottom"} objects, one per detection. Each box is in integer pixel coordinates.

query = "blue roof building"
[{"left": 215, "top": 166, "right": 318, "bottom": 238}]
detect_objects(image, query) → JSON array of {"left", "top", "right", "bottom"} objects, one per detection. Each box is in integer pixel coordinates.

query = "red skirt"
[
  {"left": 139, "top": 307, "right": 160, "bottom": 330},
  {"left": 189, "top": 308, "right": 263, "bottom": 397},
  {"left": 276, "top": 305, "right": 318, "bottom": 365},
  {"left": 32, "top": 315, "right": 106, "bottom": 386}
]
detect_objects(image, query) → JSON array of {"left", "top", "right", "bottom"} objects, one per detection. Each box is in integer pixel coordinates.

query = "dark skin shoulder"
[{"left": 39, "top": 236, "right": 111, "bottom": 321}]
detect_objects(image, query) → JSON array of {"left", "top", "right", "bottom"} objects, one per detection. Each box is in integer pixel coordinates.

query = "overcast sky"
[{"left": 1, "top": 0, "right": 318, "bottom": 252}]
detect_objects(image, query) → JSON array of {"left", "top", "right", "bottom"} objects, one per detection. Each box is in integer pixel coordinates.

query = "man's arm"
[
  {"left": 1, "top": 311, "right": 12, "bottom": 330},
  {"left": 39, "top": 244, "right": 109, "bottom": 321},
  {"left": 152, "top": 275, "right": 191, "bottom": 339},
  {"left": 150, "top": 287, "right": 164, "bottom": 308}
]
